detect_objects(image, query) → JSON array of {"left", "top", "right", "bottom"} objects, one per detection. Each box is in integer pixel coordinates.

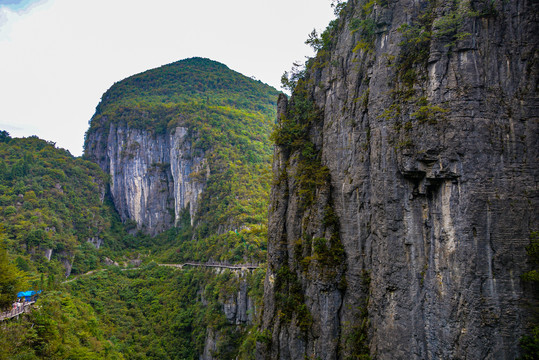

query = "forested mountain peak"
[{"left": 90, "top": 57, "right": 277, "bottom": 127}]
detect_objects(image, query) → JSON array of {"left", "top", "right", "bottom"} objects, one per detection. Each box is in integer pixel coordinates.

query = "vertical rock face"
[
  {"left": 85, "top": 123, "right": 208, "bottom": 235},
  {"left": 222, "top": 273, "right": 255, "bottom": 325},
  {"left": 260, "top": 0, "right": 538, "bottom": 359}
]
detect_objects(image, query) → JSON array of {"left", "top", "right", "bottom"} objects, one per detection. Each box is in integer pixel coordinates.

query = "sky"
[{"left": 0, "top": 0, "right": 336, "bottom": 156}]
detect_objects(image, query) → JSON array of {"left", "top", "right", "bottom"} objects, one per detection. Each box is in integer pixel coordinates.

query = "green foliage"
[
  {"left": 274, "top": 265, "right": 312, "bottom": 331},
  {"left": 281, "top": 63, "right": 307, "bottom": 93},
  {"left": 86, "top": 58, "right": 278, "bottom": 137},
  {"left": 0, "top": 291, "right": 124, "bottom": 359},
  {"left": 0, "top": 130, "right": 11, "bottom": 143},
  {"left": 519, "top": 326, "right": 539, "bottom": 360},
  {"left": 331, "top": 0, "right": 348, "bottom": 16},
  {"left": 271, "top": 84, "right": 319, "bottom": 149},
  {"left": 432, "top": 0, "right": 479, "bottom": 47},
  {"left": 305, "top": 29, "right": 324, "bottom": 51},
  {"left": 522, "top": 231, "right": 539, "bottom": 282},
  {"left": 271, "top": 84, "right": 330, "bottom": 208},
  {"left": 321, "top": 19, "right": 340, "bottom": 49},
  {"left": 520, "top": 231, "right": 539, "bottom": 358},
  {"left": 288, "top": 0, "right": 350, "bottom": 92},
  {"left": 62, "top": 264, "right": 263, "bottom": 359},
  {"left": 396, "top": 12, "right": 433, "bottom": 91},
  {"left": 0, "top": 236, "right": 27, "bottom": 310},
  {"left": 410, "top": 104, "right": 449, "bottom": 124},
  {"left": 343, "top": 271, "right": 371, "bottom": 359},
  {"left": 0, "top": 135, "right": 139, "bottom": 280},
  {"left": 526, "top": 231, "right": 539, "bottom": 262},
  {"left": 349, "top": 0, "right": 380, "bottom": 53},
  {"left": 395, "top": 0, "right": 482, "bottom": 88}
]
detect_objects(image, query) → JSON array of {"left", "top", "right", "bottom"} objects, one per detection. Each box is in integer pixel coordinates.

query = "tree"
[
  {"left": 305, "top": 29, "right": 323, "bottom": 51},
  {"left": 0, "top": 130, "right": 11, "bottom": 143},
  {"left": 0, "top": 242, "right": 26, "bottom": 310}
]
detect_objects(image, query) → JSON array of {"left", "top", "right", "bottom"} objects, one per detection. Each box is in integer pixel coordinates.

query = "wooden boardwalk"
[{"left": 0, "top": 301, "right": 35, "bottom": 321}]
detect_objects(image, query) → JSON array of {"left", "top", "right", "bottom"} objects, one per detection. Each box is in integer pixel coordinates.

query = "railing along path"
[{"left": 0, "top": 301, "right": 35, "bottom": 321}]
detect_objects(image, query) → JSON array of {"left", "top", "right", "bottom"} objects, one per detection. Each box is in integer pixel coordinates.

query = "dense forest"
[{"left": 0, "top": 133, "right": 143, "bottom": 280}]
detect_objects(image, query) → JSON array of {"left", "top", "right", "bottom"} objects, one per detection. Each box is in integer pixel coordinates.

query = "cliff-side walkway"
[
  {"left": 158, "top": 262, "right": 261, "bottom": 270},
  {"left": 0, "top": 301, "right": 35, "bottom": 321}
]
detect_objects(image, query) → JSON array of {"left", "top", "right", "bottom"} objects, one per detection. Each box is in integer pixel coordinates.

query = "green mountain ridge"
[{"left": 86, "top": 57, "right": 278, "bottom": 137}]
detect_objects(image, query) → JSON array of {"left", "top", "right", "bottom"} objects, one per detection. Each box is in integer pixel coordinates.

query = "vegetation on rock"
[{"left": 0, "top": 57, "right": 279, "bottom": 359}]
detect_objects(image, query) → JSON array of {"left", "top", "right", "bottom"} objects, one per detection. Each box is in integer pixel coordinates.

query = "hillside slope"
[
  {"left": 0, "top": 133, "right": 131, "bottom": 278},
  {"left": 259, "top": 0, "right": 538, "bottom": 359}
]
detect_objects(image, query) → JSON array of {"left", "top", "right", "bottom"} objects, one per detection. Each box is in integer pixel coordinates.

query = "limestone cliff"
[
  {"left": 201, "top": 269, "right": 257, "bottom": 359},
  {"left": 85, "top": 122, "right": 207, "bottom": 235},
  {"left": 259, "top": 0, "right": 538, "bottom": 359}
]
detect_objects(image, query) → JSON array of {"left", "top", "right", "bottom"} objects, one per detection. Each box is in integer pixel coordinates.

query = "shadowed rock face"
[
  {"left": 85, "top": 123, "right": 207, "bottom": 235},
  {"left": 259, "top": 0, "right": 538, "bottom": 359}
]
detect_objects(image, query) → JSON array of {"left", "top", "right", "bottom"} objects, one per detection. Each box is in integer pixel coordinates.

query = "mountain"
[
  {"left": 1, "top": 0, "right": 538, "bottom": 358},
  {"left": 75, "top": 57, "right": 282, "bottom": 358},
  {"left": 259, "top": 0, "right": 538, "bottom": 359},
  {"left": 85, "top": 57, "right": 279, "bottom": 246}
]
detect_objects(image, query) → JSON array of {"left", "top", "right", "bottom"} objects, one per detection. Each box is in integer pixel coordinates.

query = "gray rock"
[
  {"left": 103, "top": 257, "right": 119, "bottom": 266},
  {"left": 87, "top": 237, "right": 103, "bottom": 249},
  {"left": 85, "top": 124, "right": 208, "bottom": 235},
  {"left": 200, "top": 328, "right": 218, "bottom": 360},
  {"left": 259, "top": 0, "right": 539, "bottom": 359},
  {"left": 44, "top": 248, "right": 53, "bottom": 261},
  {"left": 223, "top": 274, "right": 255, "bottom": 325}
]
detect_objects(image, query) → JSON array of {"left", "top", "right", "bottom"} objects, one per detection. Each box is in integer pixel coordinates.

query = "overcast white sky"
[{"left": 0, "top": 0, "right": 335, "bottom": 156}]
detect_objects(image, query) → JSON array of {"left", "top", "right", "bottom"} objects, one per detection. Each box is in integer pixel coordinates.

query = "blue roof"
[{"left": 17, "top": 290, "right": 40, "bottom": 297}]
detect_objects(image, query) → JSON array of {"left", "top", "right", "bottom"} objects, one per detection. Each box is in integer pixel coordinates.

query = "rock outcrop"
[
  {"left": 199, "top": 269, "right": 257, "bottom": 359},
  {"left": 259, "top": 0, "right": 538, "bottom": 359},
  {"left": 85, "top": 123, "right": 208, "bottom": 235},
  {"left": 222, "top": 273, "right": 255, "bottom": 325}
]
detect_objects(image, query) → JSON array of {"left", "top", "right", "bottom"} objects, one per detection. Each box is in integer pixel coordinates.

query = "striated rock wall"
[
  {"left": 260, "top": 0, "right": 538, "bottom": 359},
  {"left": 200, "top": 269, "right": 257, "bottom": 360},
  {"left": 85, "top": 123, "right": 208, "bottom": 235},
  {"left": 222, "top": 273, "right": 255, "bottom": 325}
]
